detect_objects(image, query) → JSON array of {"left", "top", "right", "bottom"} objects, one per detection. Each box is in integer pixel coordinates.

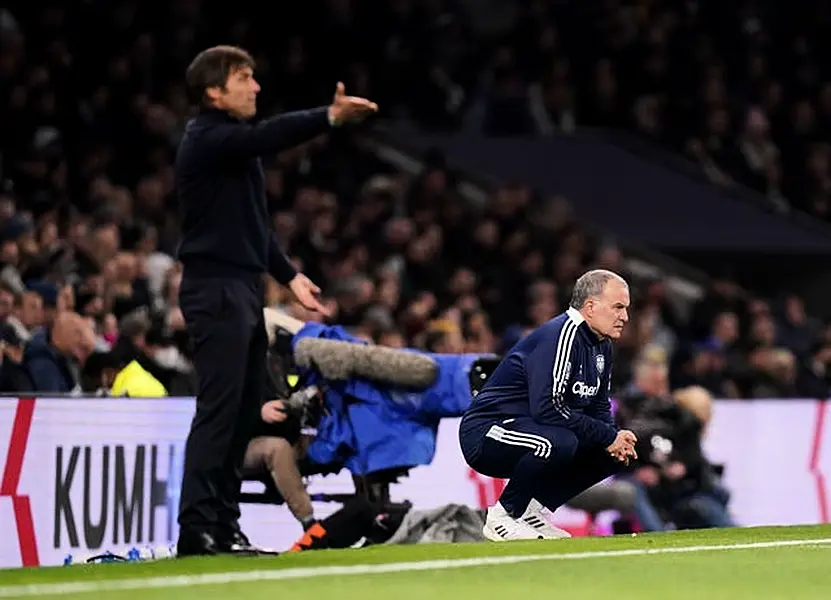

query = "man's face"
[
  {"left": 637, "top": 360, "right": 669, "bottom": 396},
  {"left": 55, "top": 315, "right": 96, "bottom": 363},
  {"left": 586, "top": 279, "right": 630, "bottom": 339},
  {"left": 210, "top": 66, "right": 260, "bottom": 119},
  {"left": 20, "top": 292, "right": 43, "bottom": 328},
  {"left": 438, "top": 330, "right": 465, "bottom": 354},
  {"left": 0, "top": 240, "right": 18, "bottom": 266},
  {"left": 0, "top": 290, "right": 13, "bottom": 320}
]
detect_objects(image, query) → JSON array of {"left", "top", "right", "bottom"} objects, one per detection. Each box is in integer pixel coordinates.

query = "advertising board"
[{"left": 0, "top": 397, "right": 827, "bottom": 568}]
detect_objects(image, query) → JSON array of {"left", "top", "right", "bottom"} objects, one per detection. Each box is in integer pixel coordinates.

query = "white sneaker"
[
  {"left": 519, "top": 499, "right": 572, "bottom": 539},
  {"left": 482, "top": 503, "right": 544, "bottom": 541}
]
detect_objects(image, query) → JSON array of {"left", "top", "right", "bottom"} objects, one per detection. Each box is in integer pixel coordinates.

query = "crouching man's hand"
[{"left": 607, "top": 429, "right": 638, "bottom": 464}]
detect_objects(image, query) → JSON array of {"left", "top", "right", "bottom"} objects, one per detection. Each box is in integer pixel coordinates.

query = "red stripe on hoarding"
[
  {"left": 0, "top": 398, "right": 39, "bottom": 567},
  {"left": 809, "top": 399, "right": 829, "bottom": 524}
]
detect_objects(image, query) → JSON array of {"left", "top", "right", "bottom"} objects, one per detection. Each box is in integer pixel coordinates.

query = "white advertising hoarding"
[{"left": 0, "top": 397, "right": 828, "bottom": 568}]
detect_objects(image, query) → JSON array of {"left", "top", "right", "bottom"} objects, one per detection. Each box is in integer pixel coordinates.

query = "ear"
[
  {"left": 583, "top": 298, "right": 594, "bottom": 313},
  {"left": 205, "top": 86, "right": 223, "bottom": 103}
]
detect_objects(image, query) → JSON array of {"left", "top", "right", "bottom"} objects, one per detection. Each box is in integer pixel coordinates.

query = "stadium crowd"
[
  {"left": 0, "top": 0, "right": 830, "bottom": 406},
  {"left": 427, "top": 0, "right": 831, "bottom": 222}
]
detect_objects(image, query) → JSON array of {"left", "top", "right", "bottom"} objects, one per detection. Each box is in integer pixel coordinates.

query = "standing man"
[
  {"left": 175, "top": 45, "right": 377, "bottom": 556},
  {"left": 459, "top": 269, "right": 638, "bottom": 541}
]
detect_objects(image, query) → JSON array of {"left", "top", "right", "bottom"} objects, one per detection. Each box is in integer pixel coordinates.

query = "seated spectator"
[
  {"left": 80, "top": 347, "right": 167, "bottom": 397},
  {"left": 3, "top": 288, "right": 43, "bottom": 343},
  {"left": 424, "top": 320, "right": 466, "bottom": 354},
  {"left": 0, "top": 322, "right": 32, "bottom": 392},
  {"left": 672, "top": 342, "right": 742, "bottom": 399},
  {"left": 109, "top": 308, "right": 192, "bottom": 394},
  {"left": 23, "top": 311, "right": 96, "bottom": 394},
  {"left": 25, "top": 282, "right": 64, "bottom": 329},
  {"left": 746, "top": 347, "right": 800, "bottom": 398},
  {"left": 80, "top": 350, "right": 120, "bottom": 396},
  {"left": 110, "top": 350, "right": 168, "bottom": 398},
  {"left": 674, "top": 386, "right": 714, "bottom": 438},
  {"left": 796, "top": 341, "right": 831, "bottom": 398},
  {"left": 1, "top": 0, "right": 829, "bottom": 405},
  {"left": 616, "top": 346, "right": 735, "bottom": 531}
]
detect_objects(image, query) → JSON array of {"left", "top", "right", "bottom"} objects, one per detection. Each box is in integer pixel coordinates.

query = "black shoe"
[
  {"left": 176, "top": 528, "right": 222, "bottom": 557},
  {"left": 217, "top": 530, "right": 279, "bottom": 556}
]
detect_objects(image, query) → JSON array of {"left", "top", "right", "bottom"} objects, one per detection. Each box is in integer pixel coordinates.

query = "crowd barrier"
[{"left": 0, "top": 396, "right": 828, "bottom": 568}]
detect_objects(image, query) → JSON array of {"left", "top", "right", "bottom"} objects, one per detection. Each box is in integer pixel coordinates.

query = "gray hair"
[{"left": 569, "top": 269, "right": 627, "bottom": 309}]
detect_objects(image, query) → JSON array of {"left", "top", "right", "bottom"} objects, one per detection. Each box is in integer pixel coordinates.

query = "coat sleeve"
[{"left": 189, "top": 108, "right": 330, "bottom": 161}]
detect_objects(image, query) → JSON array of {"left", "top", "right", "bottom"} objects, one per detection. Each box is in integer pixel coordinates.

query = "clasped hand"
[{"left": 607, "top": 429, "right": 638, "bottom": 465}]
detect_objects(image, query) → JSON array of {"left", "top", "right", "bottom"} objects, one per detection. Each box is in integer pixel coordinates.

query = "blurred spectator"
[
  {"left": 424, "top": 320, "right": 465, "bottom": 354},
  {"left": 110, "top": 308, "right": 194, "bottom": 395},
  {"left": 23, "top": 311, "right": 96, "bottom": 393},
  {"left": 0, "top": 1, "right": 829, "bottom": 402},
  {"left": 0, "top": 322, "right": 31, "bottom": 392},
  {"left": 110, "top": 350, "right": 167, "bottom": 398},
  {"left": 617, "top": 349, "right": 734, "bottom": 531},
  {"left": 797, "top": 342, "right": 831, "bottom": 397},
  {"left": 9, "top": 290, "right": 44, "bottom": 338}
]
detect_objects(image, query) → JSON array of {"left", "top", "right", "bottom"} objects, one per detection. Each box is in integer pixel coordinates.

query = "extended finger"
[{"left": 346, "top": 97, "right": 378, "bottom": 108}]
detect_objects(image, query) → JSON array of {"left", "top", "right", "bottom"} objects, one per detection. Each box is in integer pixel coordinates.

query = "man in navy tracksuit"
[{"left": 460, "top": 270, "right": 638, "bottom": 541}]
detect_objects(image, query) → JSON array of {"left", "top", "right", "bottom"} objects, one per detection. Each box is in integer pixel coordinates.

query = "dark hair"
[
  {"left": 185, "top": 45, "right": 255, "bottom": 107},
  {"left": 424, "top": 329, "right": 447, "bottom": 352},
  {"left": 0, "top": 281, "right": 19, "bottom": 300}
]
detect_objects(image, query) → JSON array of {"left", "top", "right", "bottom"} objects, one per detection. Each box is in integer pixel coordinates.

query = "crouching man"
[
  {"left": 243, "top": 395, "right": 319, "bottom": 532},
  {"left": 241, "top": 382, "right": 383, "bottom": 552}
]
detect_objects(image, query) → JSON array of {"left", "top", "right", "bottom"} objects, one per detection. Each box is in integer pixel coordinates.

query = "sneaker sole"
[
  {"left": 521, "top": 522, "right": 573, "bottom": 539},
  {"left": 482, "top": 525, "right": 507, "bottom": 542},
  {"left": 483, "top": 524, "right": 544, "bottom": 542}
]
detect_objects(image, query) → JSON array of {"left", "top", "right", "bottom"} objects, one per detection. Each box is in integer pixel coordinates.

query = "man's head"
[
  {"left": 0, "top": 282, "right": 16, "bottom": 321},
  {"left": 569, "top": 269, "right": 630, "bottom": 339},
  {"left": 186, "top": 45, "right": 259, "bottom": 119},
  {"left": 81, "top": 350, "right": 121, "bottom": 393},
  {"left": 119, "top": 308, "right": 152, "bottom": 354},
  {"left": 673, "top": 386, "right": 713, "bottom": 430},
  {"left": 51, "top": 312, "right": 96, "bottom": 363},
  {"left": 425, "top": 320, "right": 465, "bottom": 354},
  {"left": 633, "top": 344, "right": 669, "bottom": 397},
  {"left": 16, "top": 290, "right": 44, "bottom": 329}
]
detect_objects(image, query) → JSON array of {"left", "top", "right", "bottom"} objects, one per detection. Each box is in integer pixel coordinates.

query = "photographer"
[
  {"left": 241, "top": 351, "right": 389, "bottom": 552},
  {"left": 616, "top": 346, "right": 734, "bottom": 530},
  {"left": 242, "top": 366, "right": 322, "bottom": 531}
]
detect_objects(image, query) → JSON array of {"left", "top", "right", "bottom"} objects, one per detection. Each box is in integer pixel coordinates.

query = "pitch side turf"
[{"left": 1, "top": 525, "right": 830, "bottom": 600}]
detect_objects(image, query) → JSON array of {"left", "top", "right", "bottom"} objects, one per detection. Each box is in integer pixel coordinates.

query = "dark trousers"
[
  {"left": 459, "top": 415, "right": 620, "bottom": 518},
  {"left": 177, "top": 274, "right": 268, "bottom": 534}
]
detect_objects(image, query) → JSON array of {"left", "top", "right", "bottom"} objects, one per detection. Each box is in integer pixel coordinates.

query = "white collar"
[{"left": 566, "top": 307, "right": 585, "bottom": 325}]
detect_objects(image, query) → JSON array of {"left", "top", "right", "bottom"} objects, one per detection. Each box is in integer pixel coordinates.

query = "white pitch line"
[{"left": 1, "top": 538, "right": 830, "bottom": 598}]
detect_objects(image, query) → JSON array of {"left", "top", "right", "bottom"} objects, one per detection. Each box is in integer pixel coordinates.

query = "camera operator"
[
  {"left": 616, "top": 345, "right": 734, "bottom": 530},
  {"left": 241, "top": 350, "right": 323, "bottom": 532}
]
